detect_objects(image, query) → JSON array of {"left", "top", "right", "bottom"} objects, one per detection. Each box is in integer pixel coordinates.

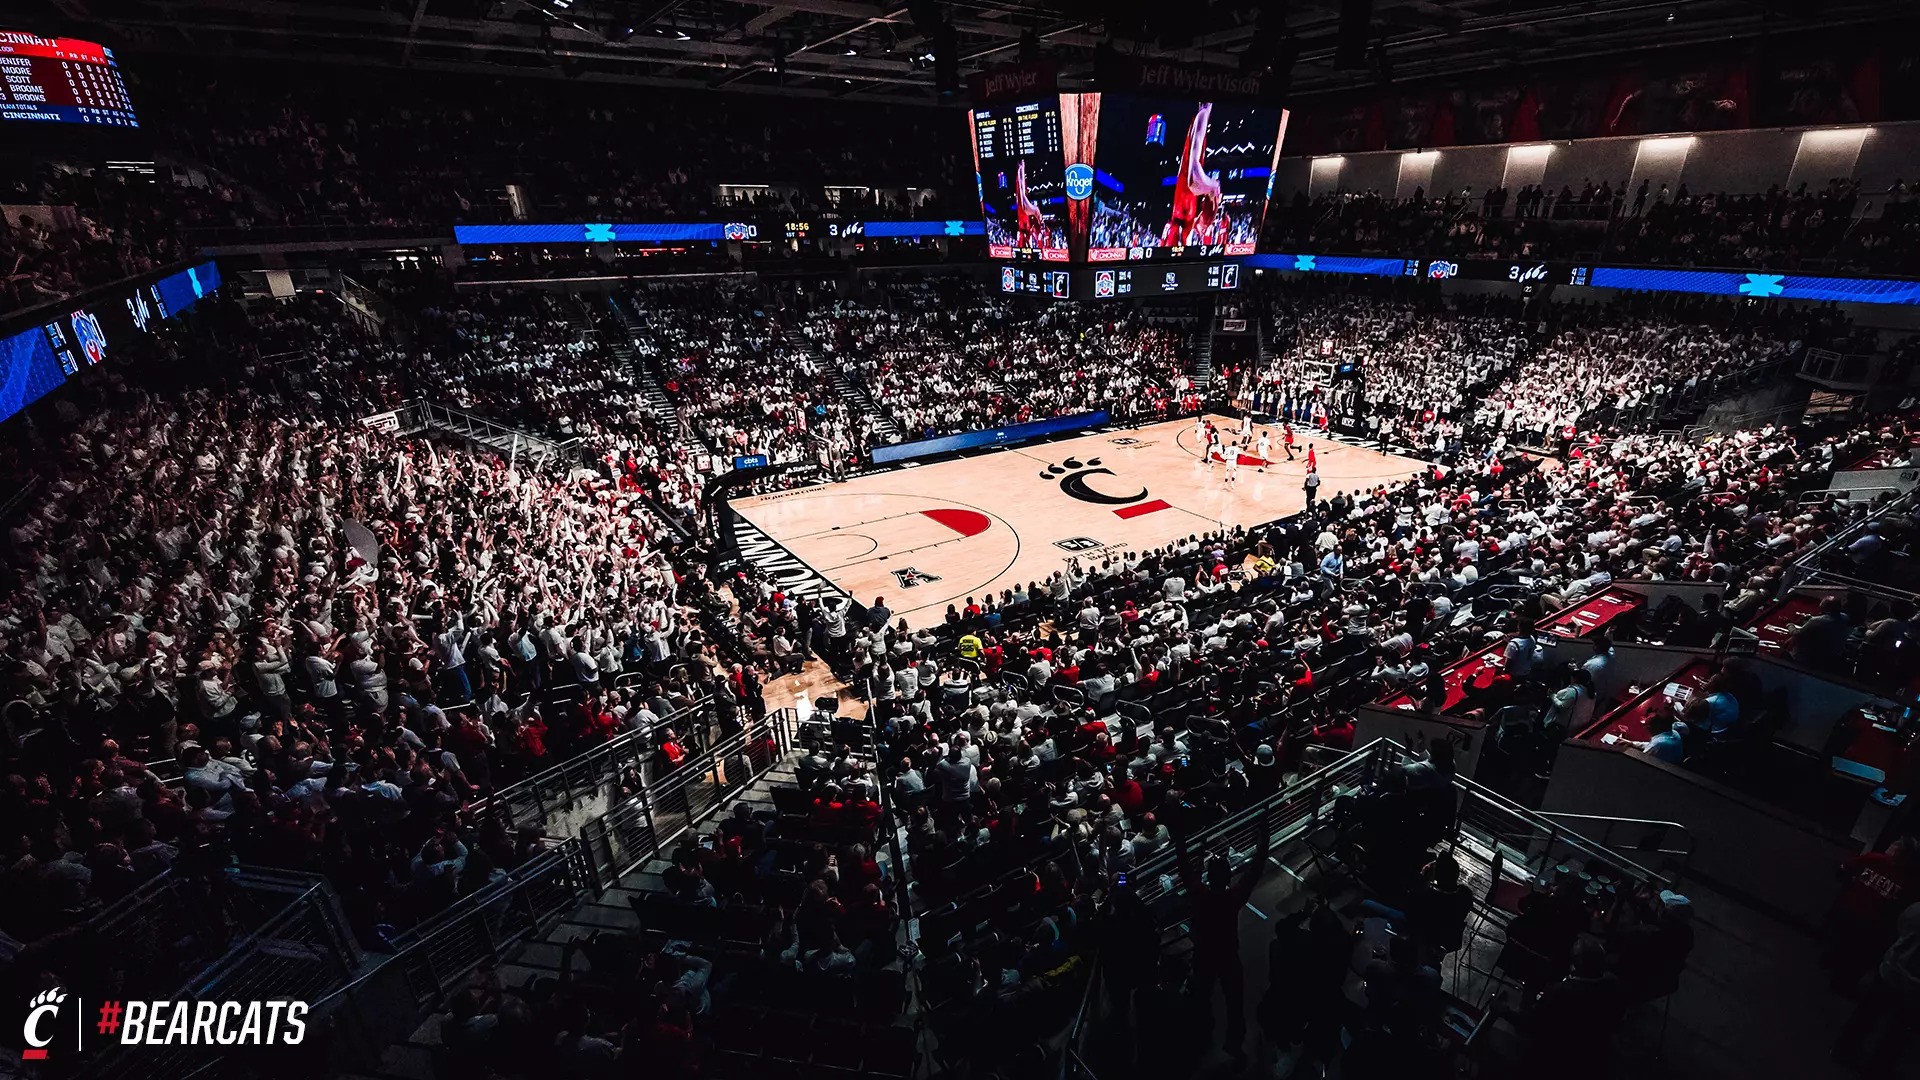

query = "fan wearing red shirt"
[
  {"left": 1825, "top": 838, "right": 1920, "bottom": 987},
  {"left": 981, "top": 642, "right": 1005, "bottom": 675}
]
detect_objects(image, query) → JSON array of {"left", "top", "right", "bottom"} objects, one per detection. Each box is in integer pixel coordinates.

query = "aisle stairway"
[
  {"left": 606, "top": 296, "right": 716, "bottom": 457},
  {"left": 339, "top": 752, "right": 808, "bottom": 1080},
  {"left": 788, "top": 329, "right": 904, "bottom": 442}
]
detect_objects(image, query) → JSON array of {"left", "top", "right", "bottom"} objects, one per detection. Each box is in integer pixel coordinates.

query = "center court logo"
[
  {"left": 18, "top": 988, "right": 308, "bottom": 1062},
  {"left": 1038, "top": 457, "right": 1148, "bottom": 506}
]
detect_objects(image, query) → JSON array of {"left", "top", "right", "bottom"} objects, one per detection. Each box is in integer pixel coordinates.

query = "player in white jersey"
[
  {"left": 1254, "top": 430, "right": 1272, "bottom": 470},
  {"left": 1224, "top": 452, "right": 1240, "bottom": 486}
]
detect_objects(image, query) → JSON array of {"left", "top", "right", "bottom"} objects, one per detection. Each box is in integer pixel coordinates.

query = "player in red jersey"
[
  {"left": 1014, "top": 160, "right": 1047, "bottom": 250},
  {"left": 1163, "top": 103, "right": 1224, "bottom": 247}
]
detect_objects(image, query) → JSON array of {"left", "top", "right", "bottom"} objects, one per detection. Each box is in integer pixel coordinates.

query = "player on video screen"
[
  {"left": 1163, "top": 103, "right": 1225, "bottom": 247},
  {"left": 1014, "top": 160, "right": 1046, "bottom": 250}
]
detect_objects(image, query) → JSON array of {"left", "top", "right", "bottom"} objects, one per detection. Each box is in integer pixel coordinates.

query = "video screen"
[
  {"left": 969, "top": 99, "right": 1070, "bottom": 262},
  {"left": 0, "top": 326, "right": 69, "bottom": 425},
  {"left": 0, "top": 32, "right": 138, "bottom": 127},
  {"left": 1086, "top": 96, "right": 1286, "bottom": 262}
]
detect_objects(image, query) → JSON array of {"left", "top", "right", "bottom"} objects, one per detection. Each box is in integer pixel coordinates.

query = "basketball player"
[
  {"left": 1254, "top": 429, "right": 1272, "bottom": 471},
  {"left": 1282, "top": 423, "right": 1297, "bottom": 461},
  {"left": 1224, "top": 451, "right": 1240, "bottom": 486},
  {"left": 1014, "top": 160, "right": 1046, "bottom": 250},
  {"left": 1162, "top": 103, "right": 1224, "bottom": 247},
  {"left": 1193, "top": 413, "right": 1209, "bottom": 449},
  {"left": 1238, "top": 411, "right": 1252, "bottom": 439},
  {"left": 1206, "top": 429, "right": 1224, "bottom": 469},
  {"left": 1305, "top": 444, "right": 1317, "bottom": 473}
]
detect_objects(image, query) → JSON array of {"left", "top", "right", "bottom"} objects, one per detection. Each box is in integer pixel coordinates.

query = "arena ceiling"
[{"left": 26, "top": 0, "right": 1920, "bottom": 105}]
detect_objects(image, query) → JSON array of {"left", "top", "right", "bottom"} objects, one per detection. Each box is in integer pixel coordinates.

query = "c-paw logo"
[
  {"left": 1038, "top": 457, "right": 1148, "bottom": 506},
  {"left": 22, "top": 986, "right": 72, "bottom": 1061}
]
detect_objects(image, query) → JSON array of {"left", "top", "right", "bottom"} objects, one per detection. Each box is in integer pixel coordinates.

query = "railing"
[
  {"left": 82, "top": 869, "right": 362, "bottom": 1080},
  {"left": 312, "top": 839, "right": 592, "bottom": 1076},
  {"left": 576, "top": 709, "right": 795, "bottom": 890},
  {"left": 0, "top": 474, "right": 42, "bottom": 526},
  {"left": 1800, "top": 346, "right": 1878, "bottom": 385},
  {"left": 1131, "top": 737, "right": 1388, "bottom": 903},
  {"left": 1789, "top": 488, "right": 1919, "bottom": 599},
  {"left": 314, "top": 708, "right": 796, "bottom": 1073},
  {"left": 466, "top": 695, "right": 716, "bottom": 834},
  {"left": 1134, "top": 739, "right": 1679, "bottom": 910},
  {"left": 410, "top": 398, "right": 583, "bottom": 469},
  {"left": 1059, "top": 956, "right": 1104, "bottom": 1080},
  {"left": 1534, "top": 811, "right": 1695, "bottom": 886},
  {"left": 1450, "top": 771, "right": 1678, "bottom": 892},
  {"left": 1685, "top": 394, "right": 1821, "bottom": 442}
]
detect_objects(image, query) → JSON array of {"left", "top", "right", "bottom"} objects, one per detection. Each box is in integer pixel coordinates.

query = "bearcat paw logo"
[{"left": 1038, "top": 458, "right": 1148, "bottom": 505}]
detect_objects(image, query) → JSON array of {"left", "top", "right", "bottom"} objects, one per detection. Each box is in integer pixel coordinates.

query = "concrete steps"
[{"left": 787, "top": 330, "right": 903, "bottom": 442}]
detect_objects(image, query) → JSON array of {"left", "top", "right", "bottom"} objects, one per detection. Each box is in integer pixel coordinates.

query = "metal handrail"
[
  {"left": 310, "top": 839, "right": 590, "bottom": 1075},
  {"left": 1788, "top": 488, "right": 1919, "bottom": 599},
  {"left": 1450, "top": 765, "right": 1677, "bottom": 891},
  {"left": 574, "top": 710, "right": 793, "bottom": 890},
  {"left": 465, "top": 695, "right": 716, "bottom": 831},
  {"left": 1131, "top": 736, "right": 1388, "bottom": 903},
  {"left": 1135, "top": 739, "right": 1680, "bottom": 911},
  {"left": 1059, "top": 955, "right": 1104, "bottom": 1080},
  {"left": 1534, "top": 810, "right": 1695, "bottom": 885}
]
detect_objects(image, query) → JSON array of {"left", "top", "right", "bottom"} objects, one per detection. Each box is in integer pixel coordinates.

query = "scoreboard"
[
  {"left": 0, "top": 32, "right": 138, "bottom": 127},
  {"left": 970, "top": 99, "right": 1071, "bottom": 261},
  {"left": 996, "top": 261, "right": 1243, "bottom": 300}
]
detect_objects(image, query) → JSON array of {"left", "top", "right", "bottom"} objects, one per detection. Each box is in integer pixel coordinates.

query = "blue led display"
[
  {"left": 153, "top": 261, "right": 222, "bottom": 319},
  {"left": 0, "top": 327, "right": 69, "bottom": 425},
  {"left": 1243, "top": 253, "right": 1413, "bottom": 278},
  {"left": 871, "top": 410, "right": 1111, "bottom": 465},
  {"left": 1588, "top": 267, "right": 1920, "bottom": 305},
  {"left": 860, "top": 220, "right": 986, "bottom": 239}
]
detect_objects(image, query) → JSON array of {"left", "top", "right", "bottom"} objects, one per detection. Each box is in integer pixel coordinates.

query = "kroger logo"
[
  {"left": 1427, "top": 260, "right": 1459, "bottom": 279},
  {"left": 1064, "top": 163, "right": 1095, "bottom": 200}
]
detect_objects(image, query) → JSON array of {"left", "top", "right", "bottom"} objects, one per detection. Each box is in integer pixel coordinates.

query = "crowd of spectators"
[
  {"left": 1263, "top": 179, "right": 1920, "bottom": 273},
  {"left": 823, "top": 381, "right": 1915, "bottom": 1073},
  {"left": 149, "top": 60, "right": 964, "bottom": 227},
  {"left": 1236, "top": 280, "right": 1532, "bottom": 451},
  {"left": 0, "top": 162, "right": 220, "bottom": 318},
  {"left": 0, "top": 303, "right": 761, "bottom": 958},
  {"left": 1234, "top": 278, "right": 1853, "bottom": 454},
  {"left": 1, "top": 233, "right": 1915, "bottom": 1075},
  {"left": 807, "top": 279, "right": 1192, "bottom": 445}
]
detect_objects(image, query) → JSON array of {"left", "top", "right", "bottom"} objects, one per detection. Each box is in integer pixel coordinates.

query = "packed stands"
[{"left": 1263, "top": 181, "right": 1920, "bottom": 273}]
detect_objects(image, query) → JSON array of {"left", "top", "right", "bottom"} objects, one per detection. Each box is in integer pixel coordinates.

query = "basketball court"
[{"left": 730, "top": 415, "right": 1426, "bottom": 628}]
